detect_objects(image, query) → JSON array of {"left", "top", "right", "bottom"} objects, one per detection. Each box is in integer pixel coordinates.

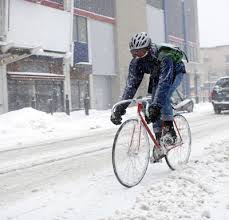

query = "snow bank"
[
  {"left": 0, "top": 107, "right": 114, "bottom": 150},
  {"left": 0, "top": 103, "right": 212, "bottom": 150},
  {"left": 0, "top": 106, "right": 138, "bottom": 150},
  {"left": 105, "top": 139, "right": 229, "bottom": 220}
]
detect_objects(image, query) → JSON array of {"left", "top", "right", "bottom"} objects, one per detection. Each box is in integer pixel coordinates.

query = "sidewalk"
[{"left": 0, "top": 107, "right": 118, "bottom": 152}]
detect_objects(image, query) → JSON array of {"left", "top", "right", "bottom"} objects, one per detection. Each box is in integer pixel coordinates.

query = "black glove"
[
  {"left": 147, "top": 105, "right": 161, "bottom": 123},
  {"left": 110, "top": 105, "right": 126, "bottom": 125}
]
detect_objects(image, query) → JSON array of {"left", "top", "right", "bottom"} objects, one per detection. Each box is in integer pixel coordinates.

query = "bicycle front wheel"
[
  {"left": 112, "top": 119, "right": 150, "bottom": 188},
  {"left": 165, "top": 114, "right": 191, "bottom": 170}
]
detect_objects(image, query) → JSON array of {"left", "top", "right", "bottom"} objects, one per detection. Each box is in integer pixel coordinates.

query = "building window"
[
  {"left": 73, "top": 15, "right": 88, "bottom": 63},
  {"left": 73, "top": 15, "right": 87, "bottom": 43},
  {"left": 225, "top": 55, "right": 229, "bottom": 63},
  {"left": 74, "top": 0, "right": 114, "bottom": 17},
  {"left": 147, "top": 0, "right": 163, "bottom": 9},
  {"left": 8, "top": 79, "right": 64, "bottom": 112},
  {"left": 77, "top": 16, "right": 88, "bottom": 43}
]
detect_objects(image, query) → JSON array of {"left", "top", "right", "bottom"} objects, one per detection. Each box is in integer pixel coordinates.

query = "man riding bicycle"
[{"left": 110, "top": 32, "right": 187, "bottom": 159}]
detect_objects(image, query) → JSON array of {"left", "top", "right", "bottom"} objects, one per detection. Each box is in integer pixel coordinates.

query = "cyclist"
[{"left": 110, "top": 32, "right": 187, "bottom": 160}]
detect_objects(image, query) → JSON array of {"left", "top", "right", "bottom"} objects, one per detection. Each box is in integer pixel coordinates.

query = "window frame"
[{"left": 73, "top": 15, "right": 88, "bottom": 43}]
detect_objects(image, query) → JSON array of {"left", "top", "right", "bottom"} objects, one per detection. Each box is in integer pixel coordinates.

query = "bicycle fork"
[{"left": 127, "top": 121, "right": 142, "bottom": 155}]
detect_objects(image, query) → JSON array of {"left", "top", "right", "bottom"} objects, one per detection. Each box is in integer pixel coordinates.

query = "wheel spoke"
[
  {"left": 112, "top": 119, "right": 150, "bottom": 187},
  {"left": 165, "top": 115, "right": 191, "bottom": 170}
]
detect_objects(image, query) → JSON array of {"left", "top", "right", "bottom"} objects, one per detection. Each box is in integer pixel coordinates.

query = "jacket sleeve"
[
  {"left": 152, "top": 56, "right": 174, "bottom": 107},
  {"left": 121, "top": 59, "right": 144, "bottom": 108}
]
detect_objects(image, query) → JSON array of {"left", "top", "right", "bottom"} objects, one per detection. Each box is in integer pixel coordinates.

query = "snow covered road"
[
  {"left": 0, "top": 128, "right": 115, "bottom": 175},
  {"left": 0, "top": 103, "right": 228, "bottom": 219},
  {"left": 108, "top": 139, "right": 229, "bottom": 220}
]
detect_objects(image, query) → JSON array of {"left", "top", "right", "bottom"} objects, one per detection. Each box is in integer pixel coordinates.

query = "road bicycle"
[{"left": 111, "top": 97, "right": 192, "bottom": 188}]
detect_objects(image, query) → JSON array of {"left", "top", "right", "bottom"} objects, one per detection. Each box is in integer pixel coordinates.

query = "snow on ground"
[
  {"left": 0, "top": 102, "right": 229, "bottom": 220},
  {"left": 0, "top": 107, "right": 114, "bottom": 150},
  {"left": 0, "top": 102, "right": 211, "bottom": 150},
  {"left": 105, "top": 139, "right": 229, "bottom": 220}
]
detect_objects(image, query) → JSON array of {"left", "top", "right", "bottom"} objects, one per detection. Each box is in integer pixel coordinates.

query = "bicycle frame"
[
  {"left": 112, "top": 98, "right": 184, "bottom": 152},
  {"left": 137, "top": 102, "right": 183, "bottom": 151},
  {"left": 137, "top": 102, "right": 160, "bottom": 148}
]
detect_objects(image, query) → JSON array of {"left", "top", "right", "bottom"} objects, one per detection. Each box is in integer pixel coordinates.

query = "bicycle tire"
[
  {"left": 165, "top": 114, "right": 191, "bottom": 170},
  {"left": 112, "top": 119, "right": 150, "bottom": 188}
]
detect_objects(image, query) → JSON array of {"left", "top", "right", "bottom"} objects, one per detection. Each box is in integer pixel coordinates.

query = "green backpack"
[{"left": 155, "top": 43, "right": 189, "bottom": 63}]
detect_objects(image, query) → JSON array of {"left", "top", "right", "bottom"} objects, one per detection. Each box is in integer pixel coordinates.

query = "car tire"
[{"left": 214, "top": 107, "right": 221, "bottom": 114}]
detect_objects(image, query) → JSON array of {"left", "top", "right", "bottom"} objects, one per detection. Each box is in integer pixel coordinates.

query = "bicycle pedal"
[
  {"left": 150, "top": 153, "right": 165, "bottom": 163},
  {"left": 150, "top": 157, "right": 162, "bottom": 164}
]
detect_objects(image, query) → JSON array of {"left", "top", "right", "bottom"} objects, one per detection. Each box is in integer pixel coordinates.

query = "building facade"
[
  {"left": 164, "top": 0, "right": 200, "bottom": 98},
  {"left": 0, "top": 0, "right": 201, "bottom": 114},
  {"left": 114, "top": 0, "right": 200, "bottom": 102},
  {"left": 200, "top": 45, "right": 229, "bottom": 96},
  {"left": 0, "top": 0, "right": 72, "bottom": 114},
  {"left": 73, "top": 0, "right": 115, "bottom": 110}
]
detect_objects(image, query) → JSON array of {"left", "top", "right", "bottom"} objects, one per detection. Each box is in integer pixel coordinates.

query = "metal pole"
[
  {"left": 65, "top": 94, "right": 70, "bottom": 115},
  {"left": 208, "top": 71, "right": 211, "bottom": 102},
  {"left": 163, "top": 0, "right": 169, "bottom": 43},
  {"left": 182, "top": 0, "right": 188, "bottom": 54},
  {"left": 181, "top": 0, "right": 189, "bottom": 98},
  {"left": 84, "top": 94, "right": 90, "bottom": 116},
  {"left": 31, "top": 96, "right": 36, "bottom": 109},
  {"left": 48, "top": 95, "right": 53, "bottom": 115},
  {"left": 194, "top": 70, "right": 199, "bottom": 104}
]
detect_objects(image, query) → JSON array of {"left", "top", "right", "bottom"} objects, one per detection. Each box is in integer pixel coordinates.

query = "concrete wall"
[
  {"left": 113, "top": 0, "right": 148, "bottom": 103},
  {"left": 146, "top": 4, "right": 165, "bottom": 43},
  {"left": 200, "top": 46, "right": 229, "bottom": 82},
  {"left": 8, "top": 0, "right": 71, "bottom": 52},
  {"left": 88, "top": 18, "right": 115, "bottom": 109},
  {"left": 0, "top": 0, "right": 8, "bottom": 40},
  {"left": 89, "top": 19, "right": 115, "bottom": 76},
  {"left": 0, "top": 65, "right": 8, "bottom": 114},
  {"left": 92, "top": 75, "right": 112, "bottom": 109},
  {"left": 0, "top": 0, "right": 8, "bottom": 113}
]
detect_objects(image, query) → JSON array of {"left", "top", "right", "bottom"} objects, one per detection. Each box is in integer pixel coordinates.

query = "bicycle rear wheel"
[
  {"left": 165, "top": 114, "right": 191, "bottom": 170},
  {"left": 112, "top": 119, "right": 150, "bottom": 188}
]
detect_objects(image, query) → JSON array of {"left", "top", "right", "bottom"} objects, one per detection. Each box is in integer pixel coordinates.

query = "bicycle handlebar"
[{"left": 111, "top": 97, "right": 152, "bottom": 115}]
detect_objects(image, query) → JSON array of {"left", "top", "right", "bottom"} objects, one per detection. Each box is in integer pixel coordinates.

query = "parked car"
[
  {"left": 171, "top": 89, "right": 194, "bottom": 113},
  {"left": 211, "top": 76, "right": 229, "bottom": 114}
]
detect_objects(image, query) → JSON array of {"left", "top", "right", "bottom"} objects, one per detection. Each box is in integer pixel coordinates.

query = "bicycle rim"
[
  {"left": 165, "top": 114, "right": 191, "bottom": 170},
  {"left": 112, "top": 119, "right": 150, "bottom": 188}
]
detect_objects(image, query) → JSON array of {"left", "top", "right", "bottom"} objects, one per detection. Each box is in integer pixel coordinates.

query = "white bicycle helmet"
[{"left": 129, "top": 32, "right": 151, "bottom": 51}]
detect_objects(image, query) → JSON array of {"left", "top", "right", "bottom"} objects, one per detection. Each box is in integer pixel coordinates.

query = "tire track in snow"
[{"left": 105, "top": 139, "right": 229, "bottom": 220}]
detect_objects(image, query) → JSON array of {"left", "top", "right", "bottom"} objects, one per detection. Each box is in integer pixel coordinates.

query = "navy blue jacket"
[{"left": 121, "top": 47, "right": 186, "bottom": 108}]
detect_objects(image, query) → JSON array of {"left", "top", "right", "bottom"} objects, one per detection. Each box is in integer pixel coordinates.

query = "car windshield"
[{"left": 215, "top": 78, "right": 229, "bottom": 88}]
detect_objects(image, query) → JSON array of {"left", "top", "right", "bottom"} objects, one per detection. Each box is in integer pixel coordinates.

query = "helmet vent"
[{"left": 129, "top": 32, "right": 151, "bottom": 50}]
